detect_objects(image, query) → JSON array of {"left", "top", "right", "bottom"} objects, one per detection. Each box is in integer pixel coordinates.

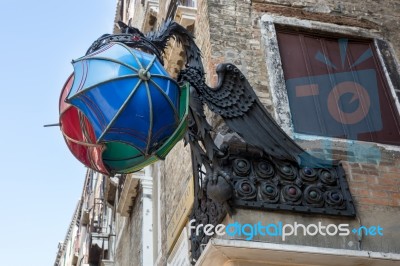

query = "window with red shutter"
[{"left": 276, "top": 29, "right": 400, "bottom": 145}]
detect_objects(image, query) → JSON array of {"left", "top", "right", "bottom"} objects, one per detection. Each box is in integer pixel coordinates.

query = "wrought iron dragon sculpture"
[{"left": 88, "top": 19, "right": 355, "bottom": 262}]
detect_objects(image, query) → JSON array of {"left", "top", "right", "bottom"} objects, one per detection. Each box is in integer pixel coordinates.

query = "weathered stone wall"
[
  {"left": 164, "top": 142, "right": 193, "bottom": 226},
  {"left": 253, "top": 0, "right": 400, "bottom": 56},
  {"left": 114, "top": 188, "right": 143, "bottom": 266},
  {"left": 151, "top": 161, "right": 168, "bottom": 266}
]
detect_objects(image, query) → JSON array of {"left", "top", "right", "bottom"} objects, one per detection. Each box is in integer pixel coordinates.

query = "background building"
[
  {"left": 55, "top": 170, "right": 117, "bottom": 266},
  {"left": 57, "top": 0, "right": 400, "bottom": 265}
]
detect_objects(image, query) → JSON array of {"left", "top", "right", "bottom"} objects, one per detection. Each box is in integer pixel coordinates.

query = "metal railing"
[
  {"left": 167, "top": 0, "right": 197, "bottom": 19},
  {"left": 179, "top": 0, "right": 196, "bottom": 7}
]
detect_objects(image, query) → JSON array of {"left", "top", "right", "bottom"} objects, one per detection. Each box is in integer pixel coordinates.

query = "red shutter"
[{"left": 276, "top": 30, "right": 400, "bottom": 145}]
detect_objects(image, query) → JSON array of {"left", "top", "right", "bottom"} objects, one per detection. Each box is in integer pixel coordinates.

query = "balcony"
[
  {"left": 104, "top": 176, "right": 118, "bottom": 206},
  {"left": 141, "top": 0, "right": 159, "bottom": 32},
  {"left": 88, "top": 232, "right": 110, "bottom": 265},
  {"left": 81, "top": 209, "right": 90, "bottom": 225},
  {"left": 176, "top": 1, "right": 196, "bottom": 27},
  {"left": 101, "top": 260, "right": 115, "bottom": 266}
]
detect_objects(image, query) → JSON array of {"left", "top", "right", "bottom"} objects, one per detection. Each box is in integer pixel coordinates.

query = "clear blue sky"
[{"left": 0, "top": 1, "right": 116, "bottom": 265}]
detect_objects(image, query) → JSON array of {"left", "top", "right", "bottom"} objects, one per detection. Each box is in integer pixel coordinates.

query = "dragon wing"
[
  {"left": 146, "top": 19, "right": 203, "bottom": 72},
  {"left": 180, "top": 64, "right": 333, "bottom": 168}
]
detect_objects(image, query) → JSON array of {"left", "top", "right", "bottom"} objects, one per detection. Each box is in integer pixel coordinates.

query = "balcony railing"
[{"left": 179, "top": 0, "right": 196, "bottom": 8}]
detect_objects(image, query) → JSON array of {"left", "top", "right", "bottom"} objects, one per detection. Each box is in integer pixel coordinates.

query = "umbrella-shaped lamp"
[{"left": 59, "top": 42, "right": 189, "bottom": 175}]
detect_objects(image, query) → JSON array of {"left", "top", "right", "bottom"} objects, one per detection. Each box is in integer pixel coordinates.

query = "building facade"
[
  {"left": 57, "top": 0, "right": 400, "bottom": 265},
  {"left": 55, "top": 170, "right": 117, "bottom": 266}
]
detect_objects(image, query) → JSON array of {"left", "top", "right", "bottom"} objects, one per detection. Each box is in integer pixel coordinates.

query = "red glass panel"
[{"left": 59, "top": 74, "right": 109, "bottom": 174}]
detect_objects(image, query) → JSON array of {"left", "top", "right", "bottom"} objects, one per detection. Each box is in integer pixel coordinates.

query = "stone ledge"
[{"left": 196, "top": 238, "right": 400, "bottom": 266}]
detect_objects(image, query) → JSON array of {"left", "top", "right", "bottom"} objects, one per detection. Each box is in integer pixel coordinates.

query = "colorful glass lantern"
[{"left": 59, "top": 43, "right": 189, "bottom": 175}]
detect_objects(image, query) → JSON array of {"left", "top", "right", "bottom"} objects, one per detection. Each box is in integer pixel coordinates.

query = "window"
[{"left": 262, "top": 15, "right": 400, "bottom": 146}]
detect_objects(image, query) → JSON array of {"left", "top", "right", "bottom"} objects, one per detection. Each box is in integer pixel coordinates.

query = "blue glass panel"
[
  {"left": 149, "top": 84, "right": 177, "bottom": 151},
  {"left": 101, "top": 82, "right": 151, "bottom": 153},
  {"left": 69, "top": 78, "right": 142, "bottom": 140},
  {"left": 85, "top": 60, "right": 136, "bottom": 88},
  {"left": 133, "top": 48, "right": 156, "bottom": 67},
  {"left": 149, "top": 59, "right": 170, "bottom": 76},
  {"left": 150, "top": 77, "right": 179, "bottom": 108},
  {"left": 70, "top": 61, "right": 85, "bottom": 94},
  {"left": 68, "top": 60, "right": 137, "bottom": 99},
  {"left": 68, "top": 96, "right": 102, "bottom": 137},
  {"left": 87, "top": 43, "right": 142, "bottom": 70}
]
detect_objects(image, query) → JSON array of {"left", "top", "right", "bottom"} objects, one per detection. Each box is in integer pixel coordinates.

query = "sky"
[{"left": 0, "top": 1, "right": 117, "bottom": 265}]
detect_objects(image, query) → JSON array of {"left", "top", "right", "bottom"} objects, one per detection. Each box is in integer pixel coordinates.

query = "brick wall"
[
  {"left": 205, "top": 0, "right": 274, "bottom": 109},
  {"left": 345, "top": 150, "right": 400, "bottom": 208}
]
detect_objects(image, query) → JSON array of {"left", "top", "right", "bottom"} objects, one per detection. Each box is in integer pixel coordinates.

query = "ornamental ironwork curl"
[
  {"left": 303, "top": 185, "right": 324, "bottom": 207},
  {"left": 281, "top": 184, "right": 303, "bottom": 204},
  {"left": 325, "top": 190, "right": 345, "bottom": 208},
  {"left": 255, "top": 160, "right": 275, "bottom": 179},
  {"left": 259, "top": 182, "right": 280, "bottom": 203},
  {"left": 235, "top": 179, "right": 257, "bottom": 200},
  {"left": 300, "top": 167, "right": 318, "bottom": 183},
  {"left": 233, "top": 158, "right": 251, "bottom": 176},
  {"left": 319, "top": 169, "right": 338, "bottom": 186},
  {"left": 277, "top": 163, "right": 298, "bottom": 181}
]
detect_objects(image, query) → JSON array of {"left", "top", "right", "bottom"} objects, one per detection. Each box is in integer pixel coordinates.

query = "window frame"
[{"left": 261, "top": 14, "right": 400, "bottom": 148}]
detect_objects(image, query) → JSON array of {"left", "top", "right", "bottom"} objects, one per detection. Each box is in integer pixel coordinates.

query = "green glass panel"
[
  {"left": 103, "top": 142, "right": 143, "bottom": 171},
  {"left": 119, "top": 156, "right": 159, "bottom": 174},
  {"left": 156, "top": 119, "right": 187, "bottom": 159},
  {"left": 156, "top": 82, "right": 189, "bottom": 159},
  {"left": 101, "top": 83, "right": 190, "bottom": 174},
  {"left": 179, "top": 83, "right": 189, "bottom": 118}
]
